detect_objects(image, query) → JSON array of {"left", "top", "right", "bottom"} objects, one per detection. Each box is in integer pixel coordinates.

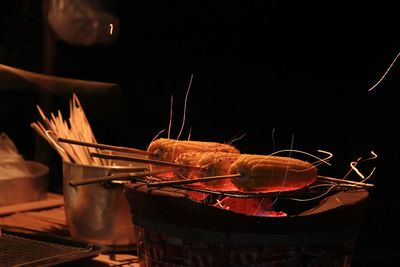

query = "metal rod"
[
  {"left": 90, "top": 152, "right": 203, "bottom": 170},
  {"left": 146, "top": 173, "right": 243, "bottom": 188},
  {"left": 58, "top": 137, "right": 154, "bottom": 156},
  {"left": 107, "top": 167, "right": 148, "bottom": 173},
  {"left": 69, "top": 169, "right": 172, "bottom": 187},
  {"left": 317, "top": 175, "right": 374, "bottom": 188},
  {"left": 148, "top": 174, "right": 374, "bottom": 189}
]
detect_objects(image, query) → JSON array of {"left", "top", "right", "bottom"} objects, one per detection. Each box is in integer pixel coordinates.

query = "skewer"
[
  {"left": 147, "top": 173, "right": 375, "bottom": 189},
  {"left": 35, "top": 102, "right": 102, "bottom": 165},
  {"left": 106, "top": 166, "right": 148, "bottom": 173},
  {"left": 317, "top": 175, "right": 375, "bottom": 188},
  {"left": 90, "top": 152, "right": 203, "bottom": 170},
  {"left": 69, "top": 169, "right": 172, "bottom": 187},
  {"left": 146, "top": 173, "right": 243, "bottom": 188},
  {"left": 58, "top": 137, "right": 154, "bottom": 156}
]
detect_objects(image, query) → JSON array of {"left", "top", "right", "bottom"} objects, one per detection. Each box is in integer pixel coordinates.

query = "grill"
[
  {"left": 0, "top": 230, "right": 101, "bottom": 267},
  {"left": 124, "top": 182, "right": 370, "bottom": 267}
]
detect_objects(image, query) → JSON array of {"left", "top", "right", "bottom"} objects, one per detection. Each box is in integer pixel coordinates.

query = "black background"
[{"left": 1, "top": 1, "right": 399, "bottom": 265}]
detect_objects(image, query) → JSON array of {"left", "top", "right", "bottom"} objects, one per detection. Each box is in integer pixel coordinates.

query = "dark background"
[{"left": 1, "top": 1, "right": 399, "bottom": 265}]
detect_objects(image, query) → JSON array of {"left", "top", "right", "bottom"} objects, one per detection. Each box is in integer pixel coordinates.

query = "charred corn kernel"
[
  {"left": 230, "top": 154, "right": 317, "bottom": 192},
  {"left": 175, "top": 151, "right": 240, "bottom": 180},
  {"left": 147, "top": 138, "right": 240, "bottom": 163}
]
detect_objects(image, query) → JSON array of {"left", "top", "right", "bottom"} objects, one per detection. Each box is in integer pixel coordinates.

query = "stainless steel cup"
[{"left": 62, "top": 159, "right": 145, "bottom": 249}]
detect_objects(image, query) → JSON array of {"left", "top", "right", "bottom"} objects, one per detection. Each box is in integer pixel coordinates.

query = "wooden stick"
[
  {"left": 90, "top": 152, "right": 203, "bottom": 170},
  {"left": 34, "top": 96, "right": 109, "bottom": 166},
  {"left": 36, "top": 105, "right": 54, "bottom": 131},
  {"left": 0, "top": 193, "right": 64, "bottom": 216},
  {"left": 58, "top": 137, "right": 153, "bottom": 156},
  {"left": 45, "top": 129, "right": 81, "bottom": 164},
  {"left": 317, "top": 175, "right": 374, "bottom": 188},
  {"left": 146, "top": 173, "right": 243, "bottom": 188},
  {"left": 69, "top": 169, "right": 172, "bottom": 187}
]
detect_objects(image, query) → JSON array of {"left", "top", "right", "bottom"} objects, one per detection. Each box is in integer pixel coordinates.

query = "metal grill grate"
[{"left": 0, "top": 232, "right": 100, "bottom": 267}]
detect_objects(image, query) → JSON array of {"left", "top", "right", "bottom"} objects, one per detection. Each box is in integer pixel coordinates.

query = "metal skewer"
[
  {"left": 146, "top": 173, "right": 243, "bottom": 188},
  {"left": 58, "top": 137, "right": 154, "bottom": 156},
  {"left": 90, "top": 152, "right": 203, "bottom": 170},
  {"left": 88, "top": 151, "right": 375, "bottom": 190},
  {"left": 147, "top": 174, "right": 374, "bottom": 189},
  {"left": 69, "top": 169, "right": 172, "bottom": 187},
  {"left": 317, "top": 175, "right": 374, "bottom": 188}
]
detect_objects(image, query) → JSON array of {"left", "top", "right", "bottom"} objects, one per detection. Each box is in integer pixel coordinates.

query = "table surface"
[{"left": 0, "top": 193, "right": 140, "bottom": 267}]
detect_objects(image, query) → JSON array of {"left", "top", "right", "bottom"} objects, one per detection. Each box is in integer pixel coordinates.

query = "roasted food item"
[
  {"left": 176, "top": 152, "right": 316, "bottom": 192},
  {"left": 147, "top": 139, "right": 316, "bottom": 193},
  {"left": 175, "top": 151, "right": 240, "bottom": 190},
  {"left": 229, "top": 154, "right": 317, "bottom": 192},
  {"left": 147, "top": 138, "right": 239, "bottom": 163}
]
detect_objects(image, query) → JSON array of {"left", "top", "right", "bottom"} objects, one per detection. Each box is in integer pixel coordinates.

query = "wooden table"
[{"left": 0, "top": 193, "right": 140, "bottom": 266}]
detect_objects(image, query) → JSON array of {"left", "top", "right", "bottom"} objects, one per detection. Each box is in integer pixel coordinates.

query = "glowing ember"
[{"left": 213, "top": 197, "right": 287, "bottom": 217}]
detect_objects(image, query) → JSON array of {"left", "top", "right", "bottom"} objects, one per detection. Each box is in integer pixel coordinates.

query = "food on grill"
[
  {"left": 229, "top": 154, "right": 317, "bottom": 192},
  {"left": 145, "top": 139, "right": 317, "bottom": 193},
  {"left": 175, "top": 151, "right": 240, "bottom": 190},
  {"left": 174, "top": 151, "right": 317, "bottom": 193},
  {"left": 147, "top": 138, "right": 239, "bottom": 164}
]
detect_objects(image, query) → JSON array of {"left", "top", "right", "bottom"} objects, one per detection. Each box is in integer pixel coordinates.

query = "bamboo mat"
[{"left": 0, "top": 193, "right": 139, "bottom": 266}]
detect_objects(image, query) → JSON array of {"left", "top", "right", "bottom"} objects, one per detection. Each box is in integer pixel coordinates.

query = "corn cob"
[
  {"left": 147, "top": 138, "right": 240, "bottom": 163},
  {"left": 175, "top": 151, "right": 240, "bottom": 190},
  {"left": 229, "top": 154, "right": 317, "bottom": 192}
]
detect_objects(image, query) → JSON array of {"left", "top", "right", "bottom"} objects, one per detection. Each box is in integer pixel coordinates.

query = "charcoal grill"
[{"left": 124, "top": 182, "right": 370, "bottom": 267}]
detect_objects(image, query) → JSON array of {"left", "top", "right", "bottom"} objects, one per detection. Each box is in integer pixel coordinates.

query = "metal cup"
[{"left": 62, "top": 156, "right": 145, "bottom": 250}]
